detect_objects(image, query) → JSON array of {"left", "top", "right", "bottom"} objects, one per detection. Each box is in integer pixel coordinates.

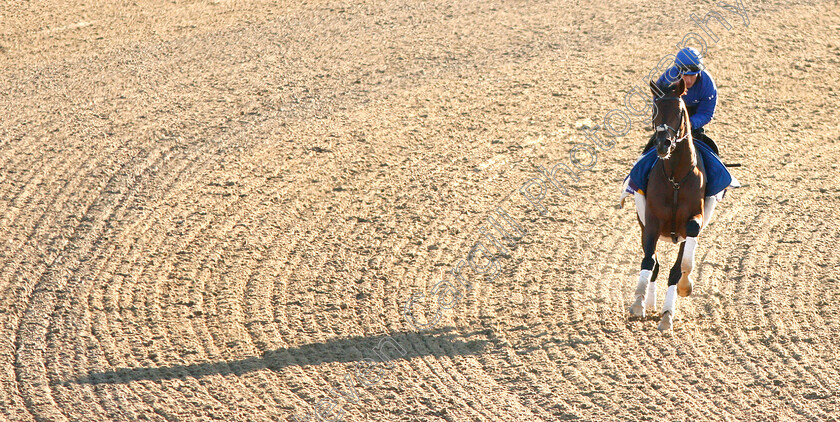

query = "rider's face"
[{"left": 682, "top": 74, "right": 698, "bottom": 89}]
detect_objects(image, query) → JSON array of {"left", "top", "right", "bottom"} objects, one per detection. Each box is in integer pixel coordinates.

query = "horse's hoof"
[
  {"left": 677, "top": 274, "right": 693, "bottom": 297},
  {"left": 657, "top": 311, "right": 673, "bottom": 331},
  {"left": 630, "top": 296, "right": 646, "bottom": 317}
]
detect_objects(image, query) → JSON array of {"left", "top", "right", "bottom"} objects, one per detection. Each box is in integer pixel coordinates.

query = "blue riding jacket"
[{"left": 657, "top": 67, "right": 717, "bottom": 130}]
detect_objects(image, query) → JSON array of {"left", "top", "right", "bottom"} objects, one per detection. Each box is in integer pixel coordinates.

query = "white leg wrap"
[
  {"left": 681, "top": 237, "right": 697, "bottom": 273},
  {"left": 636, "top": 270, "right": 652, "bottom": 298},
  {"left": 663, "top": 284, "right": 678, "bottom": 315},
  {"left": 635, "top": 194, "right": 646, "bottom": 225},
  {"left": 630, "top": 269, "right": 653, "bottom": 316},
  {"left": 645, "top": 281, "right": 656, "bottom": 310},
  {"left": 702, "top": 196, "right": 718, "bottom": 229}
]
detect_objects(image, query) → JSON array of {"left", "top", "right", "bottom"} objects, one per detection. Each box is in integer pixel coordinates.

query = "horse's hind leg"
[
  {"left": 647, "top": 256, "right": 660, "bottom": 311},
  {"left": 631, "top": 222, "right": 660, "bottom": 317},
  {"left": 702, "top": 195, "right": 718, "bottom": 230},
  {"left": 632, "top": 255, "right": 659, "bottom": 316}
]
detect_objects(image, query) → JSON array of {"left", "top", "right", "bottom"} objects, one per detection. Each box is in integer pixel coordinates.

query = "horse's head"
[{"left": 649, "top": 79, "right": 688, "bottom": 159}]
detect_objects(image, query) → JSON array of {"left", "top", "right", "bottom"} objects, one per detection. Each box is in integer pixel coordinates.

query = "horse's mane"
[{"left": 654, "top": 80, "right": 682, "bottom": 99}]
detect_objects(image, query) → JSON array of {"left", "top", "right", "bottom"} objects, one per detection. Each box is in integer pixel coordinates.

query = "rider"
[{"left": 644, "top": 47, "right": 720, "bottom": 155}]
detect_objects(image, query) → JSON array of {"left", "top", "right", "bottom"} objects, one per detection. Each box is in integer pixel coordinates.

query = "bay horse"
[{"left": 629, "top": 78, "right": 717, "bottom": 331}]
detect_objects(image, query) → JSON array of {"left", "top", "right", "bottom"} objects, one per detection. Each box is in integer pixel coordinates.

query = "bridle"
[
  {"left": 655, "top": 123, "right": 689, "bottom": 144},
  {"left": 653, "top": 96, "right": 689, "bottom": 146},
  {"left": 653, "top": 95, "right": 695, "bottom": 243}
]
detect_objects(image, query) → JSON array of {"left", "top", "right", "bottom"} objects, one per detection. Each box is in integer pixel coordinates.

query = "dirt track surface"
[{"left": 2, "top": 0, "right": 839, "bottom": 421}]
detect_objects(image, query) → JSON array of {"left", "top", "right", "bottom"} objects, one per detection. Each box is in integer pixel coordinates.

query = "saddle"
[{"left": 628, "top": 140, "right": 732, "bottom": 198}]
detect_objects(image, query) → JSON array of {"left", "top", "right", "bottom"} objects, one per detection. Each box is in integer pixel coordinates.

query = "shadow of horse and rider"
[{"left": 58, "top": 326, "right": 495, "bottom": 386}]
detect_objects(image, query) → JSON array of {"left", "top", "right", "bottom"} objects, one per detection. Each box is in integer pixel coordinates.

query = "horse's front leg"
[
  {"left": 658, "top": 216, "right": 701, "bottom": 331},
  {"left": 631, "top": 219, "right": 660, "bottom": 317},
  {"left": 678, "top": 216, "right": 702, "bottom": 297}
]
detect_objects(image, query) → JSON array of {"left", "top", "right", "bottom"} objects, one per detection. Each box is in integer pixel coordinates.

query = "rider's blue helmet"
[{"left": 675, "top": 47, "right": 704, "bottom": 75}]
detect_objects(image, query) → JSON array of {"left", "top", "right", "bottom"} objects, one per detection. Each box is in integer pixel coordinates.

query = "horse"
[{"left": 629, "top": 78, "right": 718, "bottom": 331}]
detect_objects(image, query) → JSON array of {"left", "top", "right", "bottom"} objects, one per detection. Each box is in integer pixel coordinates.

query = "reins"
[
  {"left": 662, "top": 160, "right": 694, "bottom": 243},
  {"left": 655, "top": 98, "right": 695, "bottom": 243}
]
